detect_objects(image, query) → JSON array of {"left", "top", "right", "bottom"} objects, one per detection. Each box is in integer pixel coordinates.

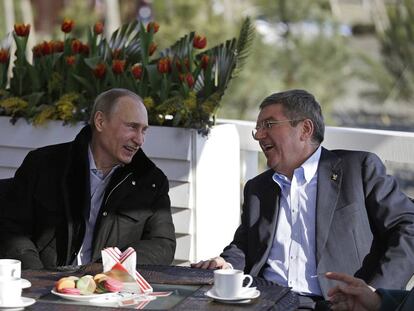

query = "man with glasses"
[{"left": 193, "top": 89, "right": 414, "bottom": 307}]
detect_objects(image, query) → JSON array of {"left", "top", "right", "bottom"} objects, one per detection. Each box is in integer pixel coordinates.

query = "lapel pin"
[
  {"left": 331, "top": 173, "right": 338, "bottom": 181},
  {"left": 152, "top": 184, "right": 156, "bottom": 188},
  {"left": 132, "top": 180, "right": 136, "bottom": 186}
]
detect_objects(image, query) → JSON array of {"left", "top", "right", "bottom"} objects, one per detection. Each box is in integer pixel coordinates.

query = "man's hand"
[
  {"left": 190, "top": 256, "right": 232, "bottom": 270},
  {"left": 326, "top": 272, "right": 382, "bottom": 311}
]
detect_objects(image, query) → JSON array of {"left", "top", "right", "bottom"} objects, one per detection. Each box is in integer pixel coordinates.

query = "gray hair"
[
  {"left": 259, "top": 89, "right": 325, "bottom": 143},
  {"left": 89, "top": 88, "right": 143, "bottom": 129}
]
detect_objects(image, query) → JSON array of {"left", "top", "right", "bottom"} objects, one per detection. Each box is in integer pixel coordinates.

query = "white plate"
[
  {"left": 51, "top": 289, "right": 118, "bottom": 302},
  {"left": 204, "top": 288, "right": 260, "bottom": 303},
  {"left": 0, "top": 296, "right": 36, "bottom": 309},
  {"left": 20, "top": 279, "right": 31, "bottom": 289}
]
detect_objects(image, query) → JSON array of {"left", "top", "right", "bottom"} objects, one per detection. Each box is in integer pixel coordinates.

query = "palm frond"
[
  {"left": 233, "top": 17, "right": 255, "bottom": 77},
  {"left": 159, "top": 32, "right": 196, "bottom": 59}
]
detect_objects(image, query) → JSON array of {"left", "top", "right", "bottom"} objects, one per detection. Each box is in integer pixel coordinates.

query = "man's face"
[
  {"left": 95, "top": 96, "right": 148, "bottom": 166},
  {"left": 255, "top": 104, "right": 307, "bottom": 177}
]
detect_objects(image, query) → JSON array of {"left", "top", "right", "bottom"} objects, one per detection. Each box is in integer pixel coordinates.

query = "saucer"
[
  {"left": 0, "top": 296, "right": 36, "bottom": 310},
  {"left": 20, "top": 279, "right": 31, "bottom": 289},
  {"left": 205, "top": 288, "right": 260, "bottom": 304}
]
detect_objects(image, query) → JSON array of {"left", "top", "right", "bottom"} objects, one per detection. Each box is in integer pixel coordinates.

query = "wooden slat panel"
[
  {"left": 143, "top": 126, "right": 193, "bottom": 161},
  {"left": 169, "top": 181, "right": 190, "bottom": 209},
  {"left": 174, "top": 235, "right": 191, "bottom": 261},
  {"left": 151, "top": 158, "right": 191, "bottom": 183},
  {"left": 172, "top": 208, "right": 191, "bottom": 234}
]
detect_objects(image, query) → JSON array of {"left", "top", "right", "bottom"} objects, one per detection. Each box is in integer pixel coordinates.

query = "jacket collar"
[{"left": 315, "top": 147, "right": 343, "bottom": 262}]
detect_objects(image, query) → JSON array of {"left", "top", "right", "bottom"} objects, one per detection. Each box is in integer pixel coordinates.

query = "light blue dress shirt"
[
  {"left": 75, "top": 146, "right": 119, "bottom": 265},
  {"left": 263, "top": 146, "right": 322, "bottom": 296}
]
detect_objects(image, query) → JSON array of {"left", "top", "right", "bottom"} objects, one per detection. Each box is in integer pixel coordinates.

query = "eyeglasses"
[{"left": 251, "top": 119, "right": 304, "bottom": 140}]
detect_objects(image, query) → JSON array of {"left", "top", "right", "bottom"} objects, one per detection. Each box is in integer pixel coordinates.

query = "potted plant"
[{"left": 0, "top": 17, "right": 253, "bottom": 135}]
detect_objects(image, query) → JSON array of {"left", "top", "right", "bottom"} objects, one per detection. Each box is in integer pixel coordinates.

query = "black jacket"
[{"left": 0, "top": 126, "right": 176, "bottom": 269}]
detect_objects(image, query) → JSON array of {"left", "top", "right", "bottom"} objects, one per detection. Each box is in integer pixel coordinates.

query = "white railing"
[{"left": 219, "top": 119, "right": 414, "bottom": 193}]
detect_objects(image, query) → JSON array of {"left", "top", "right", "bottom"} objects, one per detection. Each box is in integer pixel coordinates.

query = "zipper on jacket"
[{"left": 104, "top": 172, "right": 133, "bottom": 206}]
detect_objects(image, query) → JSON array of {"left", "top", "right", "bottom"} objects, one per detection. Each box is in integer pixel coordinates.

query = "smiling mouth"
[
  {"left": 261, "top": 143, "right": 274, "bottom": 152},
  {"left": 124, "top": 145, "right": 138, "bottom": 152}
]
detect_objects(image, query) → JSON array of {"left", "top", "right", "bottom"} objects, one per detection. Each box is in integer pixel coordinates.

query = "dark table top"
[{"left": 20, "top": 264, "right": 298, "bottom": 310}]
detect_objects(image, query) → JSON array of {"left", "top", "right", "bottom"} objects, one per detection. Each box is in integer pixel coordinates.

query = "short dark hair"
[
  {"left": 259, "top": 89, "right": 325, "bottom": 143},
  {"left": 89, "top": 88, "right": 143, "bottom": 129}
]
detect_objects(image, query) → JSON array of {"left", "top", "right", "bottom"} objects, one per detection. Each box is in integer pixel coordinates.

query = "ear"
[
  {"left": 94, "top": 111, "right": 105, "bottom": 132},
  {"left": 300, "top": 119, "right": 314, "bottom": 141}
]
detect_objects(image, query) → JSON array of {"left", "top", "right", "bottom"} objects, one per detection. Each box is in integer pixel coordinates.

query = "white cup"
[
  {"left": 213, "top": 269, "right": 253, "bottom": 298},
  {"left": 0, "top": 259, "right": 21, "bottom": 278},
  {"left": 0, "top": 276, "right": 22, "bottom": 305}
]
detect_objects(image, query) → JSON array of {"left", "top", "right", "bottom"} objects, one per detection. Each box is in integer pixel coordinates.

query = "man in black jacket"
[{"left": 0, "top": 88, "right": 176, "bottom": 269}]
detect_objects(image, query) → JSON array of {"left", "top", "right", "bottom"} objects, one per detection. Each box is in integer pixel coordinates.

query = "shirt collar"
[
  {"left": 300, "top": 145, "right": 321, "bottom": 183},
  {"left": 272, "top": 145, "right": 321, "bottom": 187}
]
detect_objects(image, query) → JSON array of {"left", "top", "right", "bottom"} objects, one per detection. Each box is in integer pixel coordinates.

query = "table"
[{"left": 20, "top": 264, "right": 299, "bottom": 310}]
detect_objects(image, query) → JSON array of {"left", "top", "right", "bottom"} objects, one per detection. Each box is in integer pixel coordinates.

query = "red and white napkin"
[{"left": 101, "top": 247, "right": 153, "bottom": 294}]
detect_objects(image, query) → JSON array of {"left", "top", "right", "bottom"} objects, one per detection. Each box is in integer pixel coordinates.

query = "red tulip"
[
  {"left": 185, "top": 73, "right": 195, "bottom": 88},
  {"left": 183, "top": 58, "right": 190, "bottom": 71},
  {"left": 41, "top": 41, "right": 53, "bottom": 55},
  {"left": 193, "top": 34, "right": 207, "bottom": 49},
  {"left": 148, "top": 42, "right": 157, "bottom": 56},
  {"left": 71, "top": 39, "right": 82, "bottom": 54},
  {"left": 200, "top": 54, "right": 210, "bottom": 70},
  {"left": 0, "top": 49, "right": 9, "bottom": 64},
  {"left": 14, "top": 23, "right": 30, "bottom": 37},
  {"left": 146, "top": 22, "right": 160, "bottom": 33},
  {"left": 157, "top": 57, "right": 171, "bottom": 74},
  {"left": 175, "top": 58, "right": 182, "bottom": 72},
  {"left": 32, "top": 45, "right": 42, "bottom": 58},
  {"left": 131, "top": 64, "right": 143, "bottom": 79},
  {"left": 94, "top": 22, "right": 104, "bottom": 35},
  {"left": 52, "top": 40, "right": 64, "bottom": 53},
  {"left": 112, "top": 60, "right": 126, "bottom": 74},
  {"left": 80, "top": 43, "right": 90, "bottom": 55},
  {"left": 61, "top": 18, "right": 74, "bottom": 33},
  {"left": 112, "top": 48, "right": 122, "bottom": 59},
  {"left": 65, "top": 56, "right": 76, "bottom": 66},
  {"left": 93, "top": 63, "right": 106, "bottom": 79}
]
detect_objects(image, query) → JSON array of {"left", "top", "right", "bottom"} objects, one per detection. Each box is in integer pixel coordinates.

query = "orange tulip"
[
  {"left": 94, "top": 22, "right": 104, "bottom": 35},
  {"left": 193, "top": 34, "right": 207, "bottom": 49},
  {"left": 0, "top": 49, "right": 9, "bottom": 64},
  {"left": 131, "top": 64, "right": 143, "bottom": 79},
  {"left": 146, "top": 22, "right": 160, "bottom": 34},
  {"left": 157, "top": 57, "right": 171, "bottom": 74},
  {"left": 65, "top": 56, "right": 76, "bottom": 66},
  {"left": 148, "top": 42, "right": 157, "bottom": 56},
  {"left": 93, "top": 63, "right": 106, "bottom": 79},
  {"left": 14, "top": 23, "right": 30, "bottom": 37},
  {"left": 112, "top": 60, "right": 126, "bottom": 74},
  {"left": 61, "top": 18, "right": 74, "bottom": 33}
]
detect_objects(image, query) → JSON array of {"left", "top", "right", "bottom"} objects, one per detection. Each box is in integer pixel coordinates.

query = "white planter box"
[{"left": 0, "top": 117, "right": 241, "bottom": 264}]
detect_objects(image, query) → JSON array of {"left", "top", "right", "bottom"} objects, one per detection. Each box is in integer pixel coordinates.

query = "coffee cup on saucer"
[
  {"left": 0, "top": 259, "right": 31, "bottom": 289},
  {"left": 213, "top": 269, "right": 253, "bottom": 298},
  {"left": 0, "top": 276, "right": 23, "bottom": 306}
]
